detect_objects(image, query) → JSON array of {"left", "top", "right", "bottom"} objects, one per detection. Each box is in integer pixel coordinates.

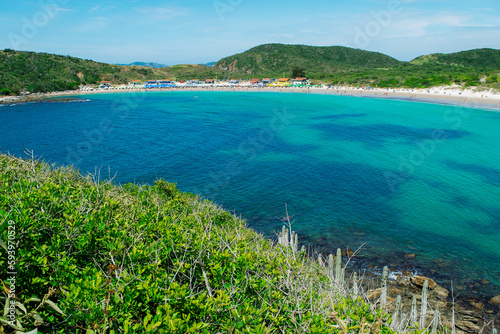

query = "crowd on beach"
[{"left": 1, "top": 81, "right": 500, "bottom": 109}]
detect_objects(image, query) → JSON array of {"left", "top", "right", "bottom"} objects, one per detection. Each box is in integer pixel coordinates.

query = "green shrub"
[{"left": 0, "top": 154, "right": 405, "bottom": 333}]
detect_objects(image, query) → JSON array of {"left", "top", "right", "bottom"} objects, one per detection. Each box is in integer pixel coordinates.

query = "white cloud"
[
  {"left": 261, "top": 33, "right": 295, "bottom": 39},
  {"left": 135, "top": 6, "right": 191, "bottom": 22},
  {"left": 299, "top": 28, "right": 325, "bottom": 35},
  {"left": 88, "top": 5, "right": 102, "bottom": 13},
  {"left": 76, "top": 19, "right": 107, "bottom": 32},
  {"left": 53, "top": 7, "right": 74, "bottom": 12},
  {"left": 368, "top": 10, "right": 500, "bottom": 39}
]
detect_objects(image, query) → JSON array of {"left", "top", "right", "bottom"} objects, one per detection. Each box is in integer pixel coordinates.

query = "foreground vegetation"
[
  {"left": 0, "top": 154, "right": 469, "bottom": 333},
  {"left": 0, "top": 154, "right": 394, "bottom": 333}
]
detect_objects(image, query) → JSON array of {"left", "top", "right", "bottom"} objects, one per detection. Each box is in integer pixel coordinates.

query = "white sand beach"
[{"left": 2, "top": 85, "right": 500, "bottom": 110}]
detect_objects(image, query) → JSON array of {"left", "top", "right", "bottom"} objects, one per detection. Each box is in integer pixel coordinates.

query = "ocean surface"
[{"left": 1, "top": 91, "right": 499, "bottom": 300}]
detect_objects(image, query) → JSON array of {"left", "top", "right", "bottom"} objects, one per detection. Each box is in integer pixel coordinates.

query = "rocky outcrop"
[
  {"left": 365, "top": 274, "right": 493, "bottom": 334},
  {"left": 216, "top": 59, "right": 239, "bottom": 72}
]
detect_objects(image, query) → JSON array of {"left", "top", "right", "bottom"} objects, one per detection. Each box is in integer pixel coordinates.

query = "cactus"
[
  {"left": 399, "top": 313, "right": 408, "bottom": 332},
  {"left": 410, "top": 296, "right": 418, "bottom": 325},
  {"left": 352, "top": 272, "right": 358, "bottom": 298},
  {"left": 340, "top": 268, "right": 345, "bottom": 286},
  {"left": 281, "top": 226, "right": 288, "bottom": 246},
  {"left": 493, "top": 328, "right": 497, "bottom": 334},
  {"left": 328, "top": 254, "right": 334, "bottom": 279},
  {"left": 335, "top": 248, "right": 342, "bottom": 282},
  {"left": 380, "top": 266, "right": 388, "bottom": 309},
  {"left": 431, "top": 308, "right": 439, "bottom": 333},
  {"left": 391, "top": 295, "right": 402, "bottom": 330},
  {"left": 293, "top": 232, "right": 298, "bottom": 252},
  {"left": 285, "top": 227, "right": 289, "bottom": 247},
  {"left": 420, "top": 279, "right": 429, "bottom": 330},
  {"left": 300, "top": 245, "right": 306, "bottom": 254},
  {"left": 279, "top": 225, "right": 298, "bottom": 251},
  {"left": 318, "top": 253, "right": 324, "bottom": 267}
]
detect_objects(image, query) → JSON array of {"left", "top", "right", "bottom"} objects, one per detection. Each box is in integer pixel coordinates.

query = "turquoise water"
[{"left": 1, "top": 91, "right": 499, "bottom": 299}]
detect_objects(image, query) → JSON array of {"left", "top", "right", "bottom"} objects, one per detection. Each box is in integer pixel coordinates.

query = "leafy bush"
[
  {"left": 0, "top": 88, "right": 11, "bottom": 96},
  {"left": 0, "top": 154, "right": 399, "bottom": 333}
]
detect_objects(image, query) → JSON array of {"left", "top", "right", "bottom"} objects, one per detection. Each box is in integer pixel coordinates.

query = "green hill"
[
  {"left": 325, "top": 48, "right": 500, "bottom": 89},
  {"left": 215, "top": 43, "right": 402, "bottom": 77},
  {"left": 0, "top": 49, "right": 225, "bottom": 95},
  {"left": 410, "top": 48, "right": 500, "bottom": 69},
  {"left": 213, "top": 44, "right": 500, "bottom": 88},
  {"left": 0, "top": 49, "right": 150, "bottom": 94}
]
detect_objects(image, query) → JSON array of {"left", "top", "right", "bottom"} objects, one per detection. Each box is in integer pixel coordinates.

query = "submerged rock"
[
  {"left": 489, "top": 295, "right": 500, "bottom": 306},
  {"left": 456, "top": 320, "right": 481, "bottom": 333},
  {"left": 434, "top": 285, "right": 449, "bottom": 300}
]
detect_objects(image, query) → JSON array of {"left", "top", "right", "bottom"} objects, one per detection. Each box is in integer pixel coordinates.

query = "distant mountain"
[
  {"left": 410, "top": 48, "right": 500, "bottom": 69},
  {"left": 117, "top": 62, "right": 169, "bottom": 68},
  {"left": 203, "top": 61, "right": 216, "bottom": 67},
  {"left": 214, "top": 43, "right": 402, "bottom": 76}
]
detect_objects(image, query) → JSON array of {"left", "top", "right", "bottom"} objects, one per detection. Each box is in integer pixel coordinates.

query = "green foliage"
[
  {"left": 410, "top": 48, "right": 500, "bottom": 69},
  {"left": 0, "top": 154, "right": 402, "bottom": 333},
  {"left": 291, "top": 66, "right": 306, "bottom": 78},
  {"left": 0, "top": 88, "right": 11, "bottom": 96}
]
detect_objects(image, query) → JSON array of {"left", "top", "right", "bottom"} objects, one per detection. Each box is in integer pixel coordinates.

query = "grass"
[{"left": 0, "top": 153, "right": 465, "bottom": 333}]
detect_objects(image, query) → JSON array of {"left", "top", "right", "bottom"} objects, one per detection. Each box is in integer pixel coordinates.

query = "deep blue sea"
[{"left": 1, "top": 91, "right": 499, "bottom": 300}]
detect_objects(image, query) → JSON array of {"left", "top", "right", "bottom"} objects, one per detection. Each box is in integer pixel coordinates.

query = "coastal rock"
[
  {"left": 489, "top": 295, "right": 500, "bottom": 306},
  {"left": 410, "top": 276, "right": 437, "bottom": 289},
  {"left": 434, "top": 286, "right": 449, "bottom": 300},
  {"left": 480, "top": 279, "right": 490, "bottom": 285},
  {"left": 404, "top": 253, "right": 416, "bottom": 259},
  {"left": 388, "top": 287, "right": 404, "bottom": 297},
  {"left": 457, "top": 310, "right": 482, "bottom": 324},
  {"left": 402, "top": 270, "right": 412, "bottom": 277},
  {"left": 470, "top": 301, "right": 484, "bottom": 310},
  {"left": 396, "top": 275, "right": 409, "bottom": 286},
  {"left": 367, "top": 288, "right": 382, "bottom": 299},
  {"left": 456, "top": 321, "right": 481, "bottom": 333}
]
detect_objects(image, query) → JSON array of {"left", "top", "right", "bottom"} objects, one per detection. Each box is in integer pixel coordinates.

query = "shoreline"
[{"left": 2, "top": 85, "right": 500, "bottom": 110}]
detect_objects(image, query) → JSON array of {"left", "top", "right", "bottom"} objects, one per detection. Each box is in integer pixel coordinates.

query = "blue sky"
[{"left": 1, "top": 0, "right": 499, "bottom": 64}]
